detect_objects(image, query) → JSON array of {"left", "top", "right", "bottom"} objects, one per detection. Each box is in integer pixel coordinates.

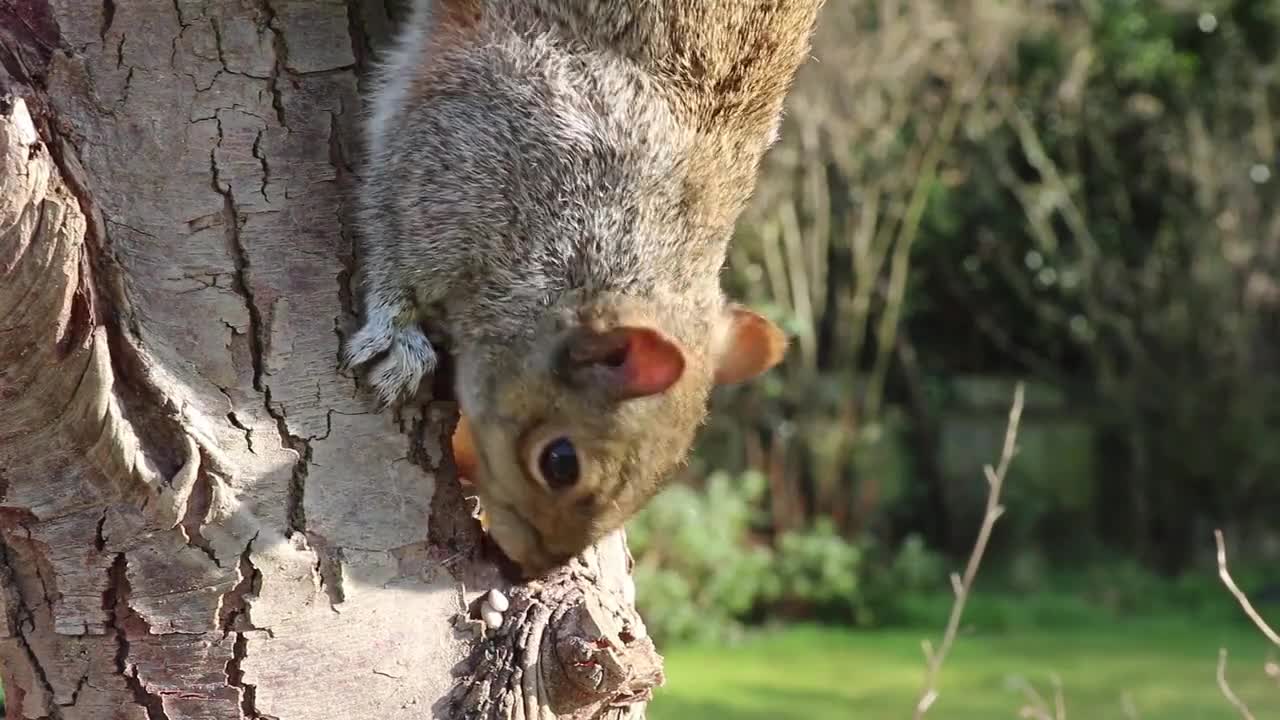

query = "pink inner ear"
[{"left": 615, "top": 328, "right": 686, "bottom": 399}]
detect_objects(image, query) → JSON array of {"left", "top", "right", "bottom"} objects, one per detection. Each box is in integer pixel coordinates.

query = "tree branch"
[
  {"left": 913, "top": 382, "right": 1025, "bottom": 718},
  {"left": 1214, "top": 529, "right": 1280, "bottom": 647},
  {"left": 1212, "top": 529, "right": 1276, "bottom": 720},
  {"left": 1216, "top": 648, "right": 1256, "bottom": 720}
]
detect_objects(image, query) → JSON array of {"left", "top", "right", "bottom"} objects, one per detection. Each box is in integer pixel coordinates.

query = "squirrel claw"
[
  {"left": 342, "top": 315, "right": 394, "bottom": 370},
  {"left": 344, "top": 314, "right": 437, "bottom": 406}
]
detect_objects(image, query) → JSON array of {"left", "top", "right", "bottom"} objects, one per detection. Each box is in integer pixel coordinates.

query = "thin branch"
[
  {"left": 1009, "top": 676, "right": 1054, "bottom": 720},
  {"left": 1120, "top": 691, "right": 1141, "bottom": 720},
  {"left": 1216, "top": 648, "right": 1256, "bottom": 720},
  {"left": 912, "top": 382, "right": 1025, "bottom": 718},
  {"left": 1011, "top": 674, "right": 1067, "bottom": 720},
  {"left": 1051, "top": 673, "right": 1066, "bottom": 720},
  {"left": 1214, "top": 529, "right": 1280, "bottom": 647}
]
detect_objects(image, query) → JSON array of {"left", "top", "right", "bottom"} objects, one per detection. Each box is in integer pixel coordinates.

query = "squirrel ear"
[
  {"left": 451, "top": 413, "right": 480, "bottom": 485},
  {"left": 713, "top": 305, "right": 788, "bottom": 385},
  {"left": 567, "top": 326, "right": 686, "bottom": 400}
]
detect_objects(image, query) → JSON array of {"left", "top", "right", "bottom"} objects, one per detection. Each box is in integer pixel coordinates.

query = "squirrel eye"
[{"left": 537, "top": 437, "right": 580, "bottom": 490}]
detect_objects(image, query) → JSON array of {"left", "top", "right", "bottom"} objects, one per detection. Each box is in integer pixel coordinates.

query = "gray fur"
[{"left": 345, "top": 0, "right": 822, "bottom": 574}]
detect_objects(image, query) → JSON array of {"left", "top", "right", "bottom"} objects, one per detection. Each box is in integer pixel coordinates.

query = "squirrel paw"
[{"left": 343, "top": 313, "right": 437, "bottom": 406}]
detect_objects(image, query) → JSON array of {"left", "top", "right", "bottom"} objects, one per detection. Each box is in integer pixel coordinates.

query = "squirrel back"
[{"left": 347, "top": 0, "right": 822, "bottom": 575}]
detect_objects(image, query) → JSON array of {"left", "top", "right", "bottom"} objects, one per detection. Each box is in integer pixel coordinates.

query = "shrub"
[
  {"left": 630, "top": 471, "right": 871, "bottom": 644},
  {"left": 769, "top": 519, "right": 864, "bottom": 622},
  {"left": 628, "top": 470, "right": 776, "bottom": 644},
  {"left": 858, "top": 533, "right": 948, "bottom": 627}
]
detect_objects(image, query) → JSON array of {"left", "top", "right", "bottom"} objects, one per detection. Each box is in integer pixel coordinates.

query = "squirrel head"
[{"left": 450, "top": 296, "right": 786, "bottom": 576}]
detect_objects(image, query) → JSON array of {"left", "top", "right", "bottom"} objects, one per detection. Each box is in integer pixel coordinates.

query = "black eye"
[{"left": 538, "top": 437, "right": 580, "bottom": 490}]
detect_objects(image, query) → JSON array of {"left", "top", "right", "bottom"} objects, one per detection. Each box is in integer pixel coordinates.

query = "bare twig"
[
  {"left": 1214, "top": 529, "right": 1280, "bottom": 647},
  {"left": 1051, "top": 673, "right": 1066, "bottom": 720},
  {"left": 1119, "top": 691, "right": 1141, "bottom": 720},
  {"left": 1216, "top": 648, "right": 1257, "bottom": 720},
  {"left": 1212, "top": 529, "right": 1275, "bottom": 720},
  {"left": 913, "top": 382, "right": 1025, "bottom": 718},
  {"left": 1008, "top": 676, "right": 1054, "bottom": 720},
  {"left": 1010, "top": 674, "right": 1067, "bottom": 720}
]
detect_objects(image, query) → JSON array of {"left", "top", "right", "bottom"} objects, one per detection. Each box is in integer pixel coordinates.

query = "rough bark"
[{"left": 0, "top": 2, "right": 661, "bottom": 718}]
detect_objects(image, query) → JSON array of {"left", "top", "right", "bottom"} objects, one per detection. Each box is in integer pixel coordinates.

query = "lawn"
[{"left": 648, "top": 620, "right": 1277, "bottom": 719}]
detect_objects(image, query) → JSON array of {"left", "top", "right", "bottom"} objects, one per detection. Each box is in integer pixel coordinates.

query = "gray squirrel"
[{"left": 343, "top": 0, "right": 823, "bottom": 576}]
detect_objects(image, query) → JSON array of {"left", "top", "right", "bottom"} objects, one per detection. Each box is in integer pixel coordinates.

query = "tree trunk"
[{"left": 0, "top": 2, "right": 661, "bottom": 719}]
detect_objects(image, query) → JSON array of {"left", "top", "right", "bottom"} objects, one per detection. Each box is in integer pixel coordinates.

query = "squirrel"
[{"left": 343, "top": 0, "right": 823, "bottom": 576}]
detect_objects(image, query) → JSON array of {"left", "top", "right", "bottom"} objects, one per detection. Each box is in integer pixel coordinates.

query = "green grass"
[{"left": 648, "top": 619, "right": 1277, "bottom": 719}]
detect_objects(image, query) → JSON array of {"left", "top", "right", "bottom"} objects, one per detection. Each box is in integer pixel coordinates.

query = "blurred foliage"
[
  {"left": 635, "top": 0, "right": 1279, "bottom": 635},
  {"left": 627, "top": 470, "right": 776, "bottom": 644},
  {"left": 710, "top": 0, "right": 1277, "bottom": 562},
  {"left": 899, "top": 0, "right": 1280, "bottom": 571},
  {"left": 629, "top": 471, "right": 878, "bottom": 643},
  {"left": 627, "top": 467, "right": 1266, "bottom": 643},
  {"left": 630, "top": 471, "right": 955, "bottom": 643},
  {"left": 771, "top": 520, "right": 863, "bottom": 619},
  {"left": 857, "top": 533, "right": 948, "bottom": 627}
]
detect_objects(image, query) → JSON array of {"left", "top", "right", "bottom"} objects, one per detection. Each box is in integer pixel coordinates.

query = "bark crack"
[
  {"left": 94, "top": 508, "right": 108, "bottom": 551},
  {"left": 117, "top": 66, "right": 135, "bottom": 107},
  {"left": 178, "top": 462, "right": 221, "bottom": 568},
  {"left": 169, "top": 0, "right": 189, "bottom": 30},
  {"left": 257, "top": 0, "right": 288, "bottom": 126},
  {"left": 282, "top": 436, "right": 309, "bottom": 536},
  {"left": 100, "top": 0, "right": 116, "bottom": 41},
  {"left": 217, "top": 383, "right": 256, "bottom": 453},
  {"left": 227, "top": 411, "right": 256, "bottom": 453},
  {"left": 224, "top": 632, "right": 265, "bottom": 719},
  {"left": 305, "top": 533, "right": 344, "bottom": 609},
  {"left": 105, "top": 217, "right": 156, "bottom": 239},
  {"left": 328, "top": 97, "right": 359, "bottom": 397},
  {"left": 105, "top": 554, "right": 171, "bottom": 720},
  {"left": 210, "top": 114, "right": 264, "bottom": 393},
  {"left": 12, "top": 621, "right": 63, "bottom": 720},
  {"left": 57, "top": 673, "right": 89, "bottom": 708},
  {"left": 23, "top": 526, "right": 55, "bottom": 611},
  {"left": 251, "top": 129, "right": 270, "bottom": 204},
  {"left": 209, "top": 16, "right": 271, "bottom": 82},
  {"left": 345, "top": 0, "right": 373, "bottom": 81},
  {"left": 219, "top": 533, "right": 260, "bottom": 635},
  {"left": 1, "top": 540, "right": 64, "bottom": 719},
  {"left": 210, "top": 111, "right": 308, "bottom": 539}
]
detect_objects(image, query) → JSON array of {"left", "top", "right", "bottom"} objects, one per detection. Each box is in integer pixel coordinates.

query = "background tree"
[
  {"left": 627, "top": 0, "right": 1279, "bottom": 646},
  {"left": 0, "top": 2, "right": 659, "bottom": 718}
]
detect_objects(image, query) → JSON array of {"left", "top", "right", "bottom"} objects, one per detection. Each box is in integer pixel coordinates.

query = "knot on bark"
[{"left": 441, "top": 555, "right": 663, "bottom": 720}]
